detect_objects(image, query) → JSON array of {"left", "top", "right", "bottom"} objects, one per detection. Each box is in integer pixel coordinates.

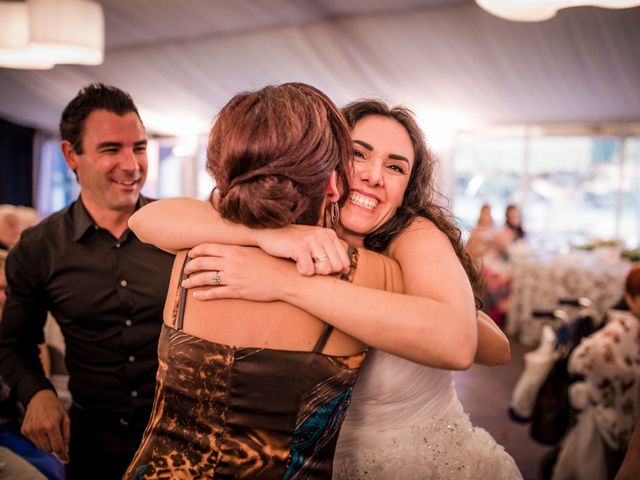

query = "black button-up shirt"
[{"left": 0, "top": 196, "right": 174, "bottom": 420}]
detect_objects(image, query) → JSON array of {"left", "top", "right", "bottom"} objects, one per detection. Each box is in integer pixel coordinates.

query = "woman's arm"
[
  {"left": 129, "top": 198, "right": 249, "bottom": 252},
  {"left": 475, "top": 311, "right": 511, "bottom": 366},
  {"left": 129, "top": 198, "right": 349, "bottom": 275},
  {"left": 183, "top": 218, "right": 478, "bottom": 370}
]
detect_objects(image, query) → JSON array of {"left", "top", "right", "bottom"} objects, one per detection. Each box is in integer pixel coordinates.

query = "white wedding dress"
[{"left": 333, "top": 349, "right": 523, "bottom": 479}]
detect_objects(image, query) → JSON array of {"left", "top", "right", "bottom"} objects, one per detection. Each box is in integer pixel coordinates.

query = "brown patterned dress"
[{"left": 124, "top": 247, "right": 401, "bottom": 479}]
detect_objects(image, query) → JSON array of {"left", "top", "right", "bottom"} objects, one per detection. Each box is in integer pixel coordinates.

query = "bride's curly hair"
[{"left": 342, "top": 100, "right": 483, "bottom": 308}]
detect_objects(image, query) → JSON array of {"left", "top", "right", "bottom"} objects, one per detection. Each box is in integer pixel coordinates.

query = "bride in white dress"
[
  {"left": 330, "top": 101, "right": 520, "bottom": 479},
  {"left": 334, "top": 350, "right": 520, "bottom": 479},
  {"left": 130, "top": 99, "right": 522, "bottom": 479}
]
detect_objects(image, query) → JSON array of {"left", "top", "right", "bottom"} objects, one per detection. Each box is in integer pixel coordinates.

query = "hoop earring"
[
  {"left": 332, "top": 202, "right": 340, "bottom": 226},
  {"left": 323, "top": 202, "right": 340, "bottom": 228}
]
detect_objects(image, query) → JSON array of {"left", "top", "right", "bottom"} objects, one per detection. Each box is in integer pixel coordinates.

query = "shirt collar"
[{"left": 72, "top": 195, "right": 151, "bottom": 242}]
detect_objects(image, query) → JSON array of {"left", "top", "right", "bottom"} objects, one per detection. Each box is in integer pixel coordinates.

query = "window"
[
  {"left": 621, "top": 138, "right": 640, "bottom": 247},
  {"left": 36, "top": 137, "right": 79, "bottom": 215},
  {"left": 153, "top": 136, "right": 213, "bottom": 200},
  {"left": 452, "top": 132, "right": 525, "bottom": 233},
  {"left": 452, "top": 129, "right": 640, "bottom": 248}
]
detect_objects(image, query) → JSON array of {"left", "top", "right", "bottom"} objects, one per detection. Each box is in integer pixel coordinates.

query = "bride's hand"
[
  {"left": 181, "top": 243, "right": 298, "bottom": 302},
  {"left": 255, "top": 225, "right": 350, "bottom": 276}
]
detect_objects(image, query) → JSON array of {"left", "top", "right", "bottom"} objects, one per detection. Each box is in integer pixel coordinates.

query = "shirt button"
[
  {"left": 120, "top": 280, "right": 128, "bottom": 287},
  {"left": 94, "top": 226, "right": 99, "bottom": 230},
  {"left": 115, "top": 243, "right": 121, "bottom": 248},
  {"left": 125, "top": 319, "right": 132, "bottom": 327},
  {"left": 131, "top": 390, "right": 138, "bottom": 398},
  {"left": 128, "top": 355, "right": 135, "bottom": 363}
]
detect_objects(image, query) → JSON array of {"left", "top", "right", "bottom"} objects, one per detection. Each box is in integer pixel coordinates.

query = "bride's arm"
[
  {"left": 383, "top": 220, "right": 508, "bottom": 367},
  {"left": 475, "top": 311, "right": 511, "bottom": 365},
  {"left": 130, "top": 198, "right": 251, "bottom": 251},
  {"left": 129, "top": 197, "right": 349, "bottom": 274},
  {"left": 183, "top": 218, "right": 478, "bottom": 370}
]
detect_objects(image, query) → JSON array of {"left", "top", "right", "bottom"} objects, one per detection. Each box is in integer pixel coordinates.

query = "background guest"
[
  {"left": 0, "top": 207, "right": 20, "bottom": 250},
  {"left": 493, "top": 204, "right": 526, "bottom": 258},
  {"left": 0, "top": 206, "right": 39, "bottom": 251},
  {"left": 482, "top": 204, "right": 527, "bottom": 327},
  {"left": 467, "top": 203, "right": 496, "bottom": 260},
  {"left": 552, "top": 264, "right": 640, "bottom": 479}
]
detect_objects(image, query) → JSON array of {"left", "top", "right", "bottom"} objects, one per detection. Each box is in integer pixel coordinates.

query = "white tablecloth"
[{"left": 506, "top": 250, "right": 632, "bottom": 346}]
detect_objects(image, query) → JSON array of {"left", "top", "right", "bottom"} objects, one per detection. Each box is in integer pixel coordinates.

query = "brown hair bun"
[
  {"left": 218, "top": 173, "right": 309, "bottom": 228},
  {"left": 208, "top": 83, "right": 351, "bottom": 228}
]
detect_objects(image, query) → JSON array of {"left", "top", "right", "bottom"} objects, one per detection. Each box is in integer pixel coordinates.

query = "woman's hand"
[
  {"left": 254, "top": 225, "right": 350, "bottom": 276},
  {"left": 181, "top": 243, "right": 299, "bottom": 302}
]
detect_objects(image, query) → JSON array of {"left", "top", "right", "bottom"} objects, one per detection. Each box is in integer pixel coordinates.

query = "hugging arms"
[{"left": 129, "top": 197, "right": 509, "bottom": 368}]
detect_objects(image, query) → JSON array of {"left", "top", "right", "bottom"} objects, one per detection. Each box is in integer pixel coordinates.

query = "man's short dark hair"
[{"left": 59, "top": 83, "right": 141, "bottom": 154}]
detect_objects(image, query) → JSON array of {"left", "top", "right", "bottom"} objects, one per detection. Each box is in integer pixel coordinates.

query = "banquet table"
[{"left": 506, "top": 249, "right": 632, "bottom": 346}]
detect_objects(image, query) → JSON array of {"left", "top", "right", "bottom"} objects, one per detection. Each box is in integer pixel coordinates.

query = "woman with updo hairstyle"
[
  {"left": 125, "top": 83, "right": 403, "bottom": 479},
  {"left": 209, "top": 84, "right": 350, "bottom": 229}
]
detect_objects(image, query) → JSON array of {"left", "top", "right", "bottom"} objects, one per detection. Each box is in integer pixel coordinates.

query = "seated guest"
[
  {"left": 466, "top": 203, "right": 496, "bottom": 260},
  {"left": 482, "top": 204, "right": 527, "bottom": 327},
  {"left": 492, "top": 204, "right": 526, "bottom": 257},
  {"left": 553, "top": 264, "right": 640, "bottom": 480},
  {"left": 0, "top": 207, "right": 20, "bottom": 250}
]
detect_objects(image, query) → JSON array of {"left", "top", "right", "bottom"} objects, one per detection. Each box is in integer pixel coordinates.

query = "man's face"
[{"left": 64, "top": 109, "right": 148, "bottom": 213}]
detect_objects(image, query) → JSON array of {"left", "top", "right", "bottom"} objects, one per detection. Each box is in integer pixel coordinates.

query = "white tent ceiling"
[{"left": 0, "top": 0, "right": 639, "bottom": 136}]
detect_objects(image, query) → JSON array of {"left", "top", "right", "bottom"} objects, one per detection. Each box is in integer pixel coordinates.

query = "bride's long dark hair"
[{"left": 342, "top": 99, "right": 483, "bottom": 309}]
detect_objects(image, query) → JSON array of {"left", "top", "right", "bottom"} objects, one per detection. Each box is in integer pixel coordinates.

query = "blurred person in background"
[
  {"left": 0, "top": 205, "right": 39, "bottom": 250},
  {"left": 482, "top": 204, "right": 527, "bottom": 328},
  {"left": 553, "top": 264, "right": 640, "bottom": 480},
  {"left": 0, "top": 207, "right": 20, "bottom": 250},
  {"left": 466, "top": 203, "right": 496, "bottom": 260},
  {"left": 492, "top": 204, "right": 526, "bottom": 258}
]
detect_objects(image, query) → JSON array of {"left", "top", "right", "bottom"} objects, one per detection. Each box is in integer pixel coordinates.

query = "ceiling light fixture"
[
  {"left": 0, "top": 0, "right": 104, "bottom": 70},
  {"left": 476, "top": 0, "right": 640, "bottom": 22}
]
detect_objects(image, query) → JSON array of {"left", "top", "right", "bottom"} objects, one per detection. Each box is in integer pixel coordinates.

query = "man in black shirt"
[{"left": 0, "top": 84, "right": 174, "bottom": 479}]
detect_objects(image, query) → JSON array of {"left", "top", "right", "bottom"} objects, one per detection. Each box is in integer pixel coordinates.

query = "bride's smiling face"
[{"left": 338, "top": 115, "right": 415, "bottom": 246}]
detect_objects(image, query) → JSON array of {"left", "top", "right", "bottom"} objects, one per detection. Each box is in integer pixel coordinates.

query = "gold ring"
[{"left": 312, "top": 254, "right": 329, "bottom": 264}]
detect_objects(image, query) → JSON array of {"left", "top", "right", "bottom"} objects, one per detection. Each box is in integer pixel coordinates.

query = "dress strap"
[
  {"left": 313, "top": 246, "right": 358, "bottom": 353},
  {"left": 174, "top": 252, "right": 191, "bottom": 331}
]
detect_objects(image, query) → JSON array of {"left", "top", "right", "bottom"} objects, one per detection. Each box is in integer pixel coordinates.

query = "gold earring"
[{"left": 327, "top": 202, "right": 339, "bottom": 228}]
